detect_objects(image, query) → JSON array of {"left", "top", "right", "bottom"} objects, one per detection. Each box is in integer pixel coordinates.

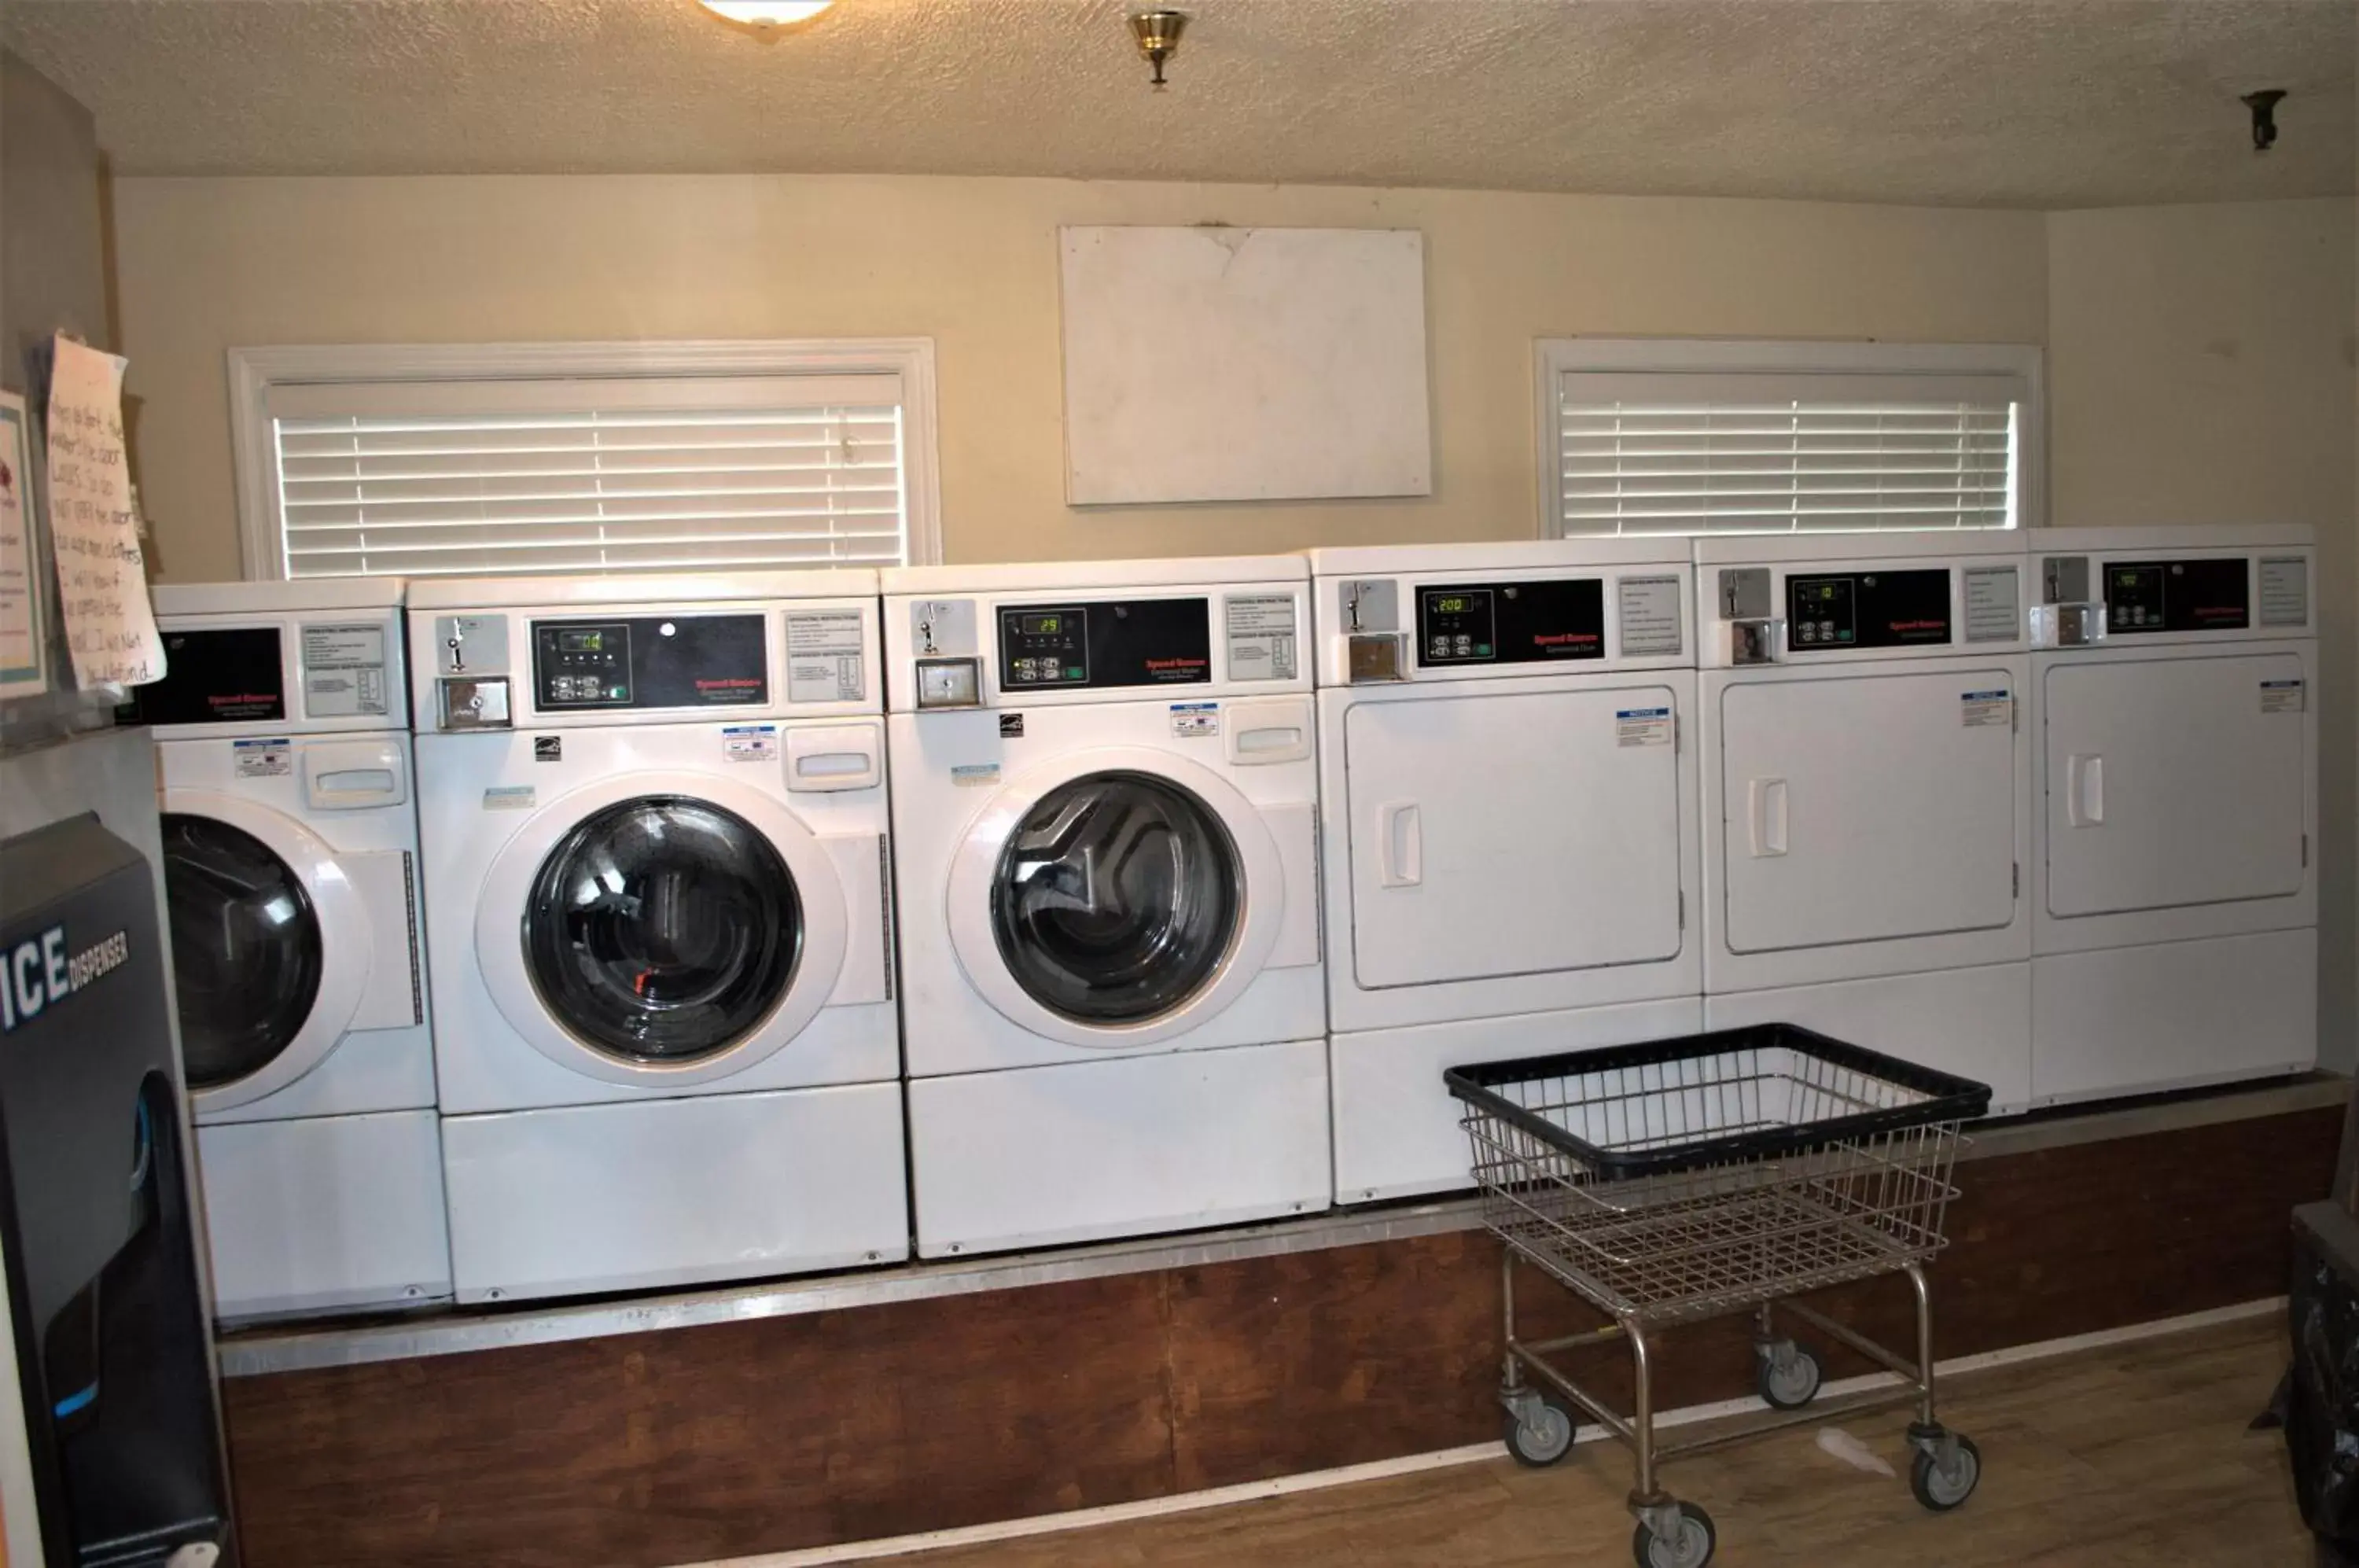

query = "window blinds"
[
  {"left": 267, "top": 374, "right": 908, "bottom": 578},
  {"left": 1556, "top": 370, "right": 2020, "bottom": 537}
]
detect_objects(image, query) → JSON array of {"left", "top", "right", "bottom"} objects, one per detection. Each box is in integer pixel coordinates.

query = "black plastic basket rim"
[{"left": 1444, "top": 1021, "right": 1993, "bottom": 1182}]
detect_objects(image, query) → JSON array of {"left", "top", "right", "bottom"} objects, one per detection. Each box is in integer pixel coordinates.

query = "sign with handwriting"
[
  {"left": 44, "top": 335, "right": 162, "bottom": 689},
  {"left": 0, "top": 389, "right": 42, "bottom": 700}
]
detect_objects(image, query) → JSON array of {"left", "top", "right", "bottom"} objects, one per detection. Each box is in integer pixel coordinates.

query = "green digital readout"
[
  {"left": 1430, "top": 596, "right": 1472, "bottom": 615},
  {"left": 558, "top": 630, "right": 605, "bottom": 653},
  {"left": 1021, "top": 614, "right": 1063, "bottom": 636},
  {"left": 1794, "top": 583, "right": 1844, "bottom": 606}
]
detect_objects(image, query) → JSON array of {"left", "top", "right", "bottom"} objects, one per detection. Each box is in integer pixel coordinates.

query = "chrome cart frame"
[{"left": 1448, "top": 1026, "right": 1991, "bottom": 1568}]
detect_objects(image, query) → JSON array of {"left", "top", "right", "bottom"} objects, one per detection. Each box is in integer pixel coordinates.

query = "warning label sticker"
[
  {"left": 1963, "top": 566, "right": 2022, "bottom": 645},
  {"left": 2262, "top": 679, "right": 2307, "bottom": 715},
  {"left": 483, "top": 784, "right": 536, "bottom": 811},
  {"left": 1224, "top": 594, "right": 1298, "bottom": 683},
  {"left": 951, "top": 763, "right": 1000, "bottom": 789},
  {"left": 1170, "top": 701, "right": 1220, "bottom": 738},
  {"left": 786, "top": 611, "right": 867, "bottom": 704},
  {"left": 1617, "top": 577, "right": 1685, "bottom": 658},
  {"left": 2261, "top": 558, "right": 2310, "bottom": 628},
  {"left": 723, "top": 723, "right": 779, "bottom": 761},
  {"left": 300, "top": 622, "right": 390, "bottom": 717},
  {"left": 233, "top": 737, "right": 292, "bottom": 778},
  {"left": 1616, "top": 707, "right": 1673, "bottom": 748},
  {"left": 1960, "top": 689, "right": 2013, "bottom": 728}
]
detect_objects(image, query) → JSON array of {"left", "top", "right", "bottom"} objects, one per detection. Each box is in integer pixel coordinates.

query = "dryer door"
[
  {"left": 476, "top": 773, "right": 848, "bottom": 1088},
  {"left": 947, "top": 749, "right": 1287, "bottom": 1049},
  {"left": 161, "top": 795, "right": 372, "bottom": 1113}
]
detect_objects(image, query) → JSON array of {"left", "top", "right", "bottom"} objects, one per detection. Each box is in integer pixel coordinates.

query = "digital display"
[
  {"left": 1022, "top": 614, "right": 1063, "bottom": 636},
  {"left": 1794, "top": 583, "right": 1845, "bottom": 607},
  {"left": 1430, "top": 596, "right": 1473, "bottom": 615},
  {"left": 559, "top": 630, "right": 605, "bottom": 653}
]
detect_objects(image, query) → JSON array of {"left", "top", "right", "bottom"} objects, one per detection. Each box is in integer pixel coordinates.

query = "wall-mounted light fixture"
[{"left": 698, "top": 0, "right": 835, "bottom": 28}]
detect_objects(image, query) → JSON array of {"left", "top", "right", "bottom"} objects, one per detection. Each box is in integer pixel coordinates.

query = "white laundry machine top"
[
  {"left": 1695, "top": 531, "right": 2030, "bottom": 671},
  {"left": 409, "top": 571, "right": 881, "bottom": 733},
  {"left": 1306, "top": 538, "right": 1693, "bottom": 687},
  {"left": 882, "top": 557, "right": 1311, "bottom": 712},
  {"left": 130, "top": 578, "right": 410, "bottom": 738},
  {"left": 2028, "top": 525, "right": 2316, "bottom": 647}
]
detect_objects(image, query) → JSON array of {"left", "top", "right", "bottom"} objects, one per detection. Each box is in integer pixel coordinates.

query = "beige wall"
[
  {"left": 2047, "top": 197, "right": 2359, "bottom": 1069},
  {"left": 108, "top": 173, "right": 2049, "bottom": 583}
]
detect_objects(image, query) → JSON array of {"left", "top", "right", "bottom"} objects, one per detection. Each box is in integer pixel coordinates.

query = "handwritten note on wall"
[{"left": 45, "top": 335, "right": 163, "bottom": 689}]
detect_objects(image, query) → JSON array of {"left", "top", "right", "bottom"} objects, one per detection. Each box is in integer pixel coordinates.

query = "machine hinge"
[{"left": 2012, "top": 862, "right": 2021, "bottom": 899}]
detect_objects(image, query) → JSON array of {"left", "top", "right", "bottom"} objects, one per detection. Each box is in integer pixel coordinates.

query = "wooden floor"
[{"left": 878, "top": 1314, "right": 2311, "bottom": 1567}]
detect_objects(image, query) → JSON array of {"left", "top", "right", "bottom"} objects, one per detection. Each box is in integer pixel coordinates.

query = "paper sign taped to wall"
[
  {"left": 0, "top": 389, "right": 45, "bottom": 700},
  {"left": 45, "top": 335, "right": 164, "bottom": 689}
]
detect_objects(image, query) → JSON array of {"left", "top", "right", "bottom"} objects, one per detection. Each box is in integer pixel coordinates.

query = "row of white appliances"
[
  {"left": 129, "top": 524, "right": 2316, "bottom": 1318},
  {"left": 1312, "top": 524, "right": 2317, "bottom": 1207}
]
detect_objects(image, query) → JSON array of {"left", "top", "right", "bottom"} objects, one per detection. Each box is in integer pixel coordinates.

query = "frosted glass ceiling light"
[{"left": 699, "top": 0, "right": 836, "bottom": 27}]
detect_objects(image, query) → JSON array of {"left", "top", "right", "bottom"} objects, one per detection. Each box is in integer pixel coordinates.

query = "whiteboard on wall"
[{"left": 1059, "top": 226, "right": 1432, "bottom": 506}]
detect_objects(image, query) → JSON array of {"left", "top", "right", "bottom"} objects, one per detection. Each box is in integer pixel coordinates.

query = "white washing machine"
[
  {"left": 129, "top": 580, "right": 450, "bottom": 1322},
  {"left": 1308, "top": 541, "right": 1704, "bottom": 1203},
  {"left": 410, "top": 572, "right": 905, "bottom": 1304},
  {"left": 1695, "top": 532, "right": 2033, "bottom": 1111},
  {"left": 885, "top": 558, "right": 1328, "bottom": 1257},
  {"left": 2027, "top": 525, "right": 2318, "bottom": 1102}
]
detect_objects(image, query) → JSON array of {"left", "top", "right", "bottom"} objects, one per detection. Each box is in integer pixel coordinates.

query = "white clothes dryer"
[
  {"left": 130, "top": 579, "right": 449, "bottom": 1322},
  {"left": 1308, "top": 541, "right": 1704, "bottom": 1203},
  {"left": 410, "top": 572, "right": 904, "bottom": 1304},
  {"left": 1695, "top": 532, "right": 2034, "bottom": 1112},
  {"left": 884, "top": 558, "right": 1327, "bottom": 1257},
  {"left": 2027, "top": 525, "right": 2318, "bottom": 1102}
]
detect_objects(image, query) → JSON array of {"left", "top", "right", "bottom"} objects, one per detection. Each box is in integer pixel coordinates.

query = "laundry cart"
[{"left": 1448, "top": 1026, "right": 1990, "bottom": 1568}]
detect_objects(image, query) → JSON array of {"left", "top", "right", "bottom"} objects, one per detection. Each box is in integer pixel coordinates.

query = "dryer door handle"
[
  {"left": 1377, "top": 801, "right": 1422, "bottom": 889},
  {"left": 1746, "top": 778, "right": 1790, "bottom": 858},
  {"left": 2066, "top": 753, "right": 2106, "bottom": 827}
]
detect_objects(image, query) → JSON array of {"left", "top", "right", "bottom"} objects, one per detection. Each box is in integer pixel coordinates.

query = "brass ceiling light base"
[{"left": 1129, "top": 10, "right": 1187, "bottom": 90}]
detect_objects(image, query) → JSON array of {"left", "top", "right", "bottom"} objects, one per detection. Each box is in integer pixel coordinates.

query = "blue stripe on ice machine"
[{"left": 0, "top": 812, "right": 234, "bottom": 1566}]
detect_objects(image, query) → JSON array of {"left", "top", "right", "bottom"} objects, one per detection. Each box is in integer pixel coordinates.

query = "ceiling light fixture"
[
  {"left": 698, "top": 0, "right": 835, "bottom": 28},
  {"left": 1129, "top": 10, "right": 1187, "bottom": 90}
]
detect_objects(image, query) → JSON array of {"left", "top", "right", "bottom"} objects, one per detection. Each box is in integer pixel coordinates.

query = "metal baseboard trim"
[{"left": 216, "top": 1073, "right": 2342, "bottom": 1378}]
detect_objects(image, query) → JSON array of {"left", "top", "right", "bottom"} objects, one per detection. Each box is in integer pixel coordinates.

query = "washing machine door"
[
  {"left": 947, "top": 749, "right": 1286, "bottom": 1049},
  {"left": 160, "top": 795, "right": 372, "bottom": 1112},
  {"left": 476, "top": 772, "right": 848, "bottom": 1088}
]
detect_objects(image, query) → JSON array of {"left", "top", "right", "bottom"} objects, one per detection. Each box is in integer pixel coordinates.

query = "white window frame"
[
  {"left": 227, "top": 337, "right": 943, "bottom": 578},
  {"left": 1533, "top": 338, "right": 2044, "bottom": 538}
]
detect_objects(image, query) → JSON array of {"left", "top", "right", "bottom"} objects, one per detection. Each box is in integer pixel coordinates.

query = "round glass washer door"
[
  {"left": 162, "top": 813, "right": 326, "bottom": 1089},
  {"left": 474, "top": 771, "right": 851, "bottom": 1088},
  {"left": 154, "top": 793, "right": 374, "bottom": 1113},
  {"left": 946, "top": 749, "right": 1288, "bottom": 1050},
  {"left": 522, "top": 796, "right": 802, "bottom": 1064},
  {"left": 990, "top": 771, "right": 1238, "bottom": 1025}
]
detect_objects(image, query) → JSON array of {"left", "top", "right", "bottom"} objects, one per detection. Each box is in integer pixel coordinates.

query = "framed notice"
[{"left": 0, "top": 389, "right": 45, "bottom": 700}]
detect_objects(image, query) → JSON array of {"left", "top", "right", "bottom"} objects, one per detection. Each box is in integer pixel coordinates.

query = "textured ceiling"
[{"left": 4, "top": 0, "right": 2353, "bottom": 207}]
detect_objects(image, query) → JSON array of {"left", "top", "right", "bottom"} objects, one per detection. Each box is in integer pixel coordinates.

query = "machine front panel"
[
  {"left": 531, "top": 614, "right": 769, "bottom": 711},
  {"left": 123, "top": 627, "right": 287, "bottom": 725},
  {"left": 996, "top": 598, "right": 1213, "bottom": 690},
  {"left": 1411, "top": 579, "right": 1606, "bottom": 666},
  {"left": 1784, "top": 569, "right": 1952, "bottom": 653},
  {"left": 2102, "top": 558, "right": 2250, "bottom": 635}
]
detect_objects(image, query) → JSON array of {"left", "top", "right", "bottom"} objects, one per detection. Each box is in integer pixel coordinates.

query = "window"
[
  {"left": 1536, "top": 340, "right": 2041, "bottom": 539},
  {"left": 229, "top": 340, "right": 940, "bottom": 578}
]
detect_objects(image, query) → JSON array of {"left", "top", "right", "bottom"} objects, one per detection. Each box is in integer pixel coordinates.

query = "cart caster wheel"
[
  {"left": 1632, "top": 1500, "right": 1716, "bottom": 1568},
  {"left": 1755, "top": 1338, "right": 1823, "bottom": 1410},
  {"left": 1910, "top": 1432, "right": 1982, "bottom": 1511},
  {"left": 1500, "top": 1390, "right": 1577, "bottom": 1467}
]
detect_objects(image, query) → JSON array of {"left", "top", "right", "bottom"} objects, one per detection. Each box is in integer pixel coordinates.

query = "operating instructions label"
[
  {"left": 1616, "top": 576, "right": 1685, "bottom": 658},
  {"left": 786, "top": 611, "right": 867, "bottom": 704},
  {"left": 300, "top": 622, "right": 390, "bottom": 717},
  {"left": 1224, "top": 594, "right": 1298, "bottom": 682}
]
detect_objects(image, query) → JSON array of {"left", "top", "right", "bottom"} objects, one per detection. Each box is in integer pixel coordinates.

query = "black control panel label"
[
  {"left": 1415, "top": 579, "right": 1605, "bottom": 665},
  {"left": 999, "top": 598, "right": 1212, "bottom": 689},
  {"left": 119, "top": 627, "right": 286, "bottom": 725},
  {"left": 1787, "top": 569, "right": 1952, "bottom": 651},
  {"left": 2103, "top": 558, "right": 2250, "bottom": 635},
  {"left": 532, "top": 614, "right": 768, "bottom": 710}
]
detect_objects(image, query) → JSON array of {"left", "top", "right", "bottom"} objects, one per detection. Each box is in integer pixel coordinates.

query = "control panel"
[
  {"left": 996, "top": 598, "right": 1213, "bottom": 690},
  {"left": 530, "top": 613, "right": 768, "bottom": 710},
  {"left": 1786, "top": 569, "right": 1952, "bottom": 652},
  {"left": 121, "top": 627, "right": 287, "bottom": 725},
  {"left": 2103, "top": 559, "right": 2249, "bottom": 635},
  {"left": 1415, "top": 579, "right": 1605, "bottom": 665}
]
